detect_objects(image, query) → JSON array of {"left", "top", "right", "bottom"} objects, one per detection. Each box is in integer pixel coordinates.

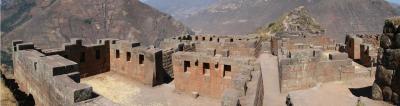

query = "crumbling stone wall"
[
  {"left": 271, "top": 34, "right": 336, "bottom": 56},
  {"left": 12, "top": 38, "right": 112, "bottom": 78},
  {"left": 161, "top": 35, "right": 262, "bottom": 58},
  {"left": 11, "top": 41, "right": 116, "bottom": 105},
  {"left": 164, "top": 34, "right": 264, "bottom": 105},
  {"left": 345, "top": 34, "right": 381, "bottom": 67},
  {"left": 173, "top": 52, "right": 263, "bottom": 105},
  {"left": 372, "top": 17, "right": 400, "bottom": 104},
  {"left": 10, "top": 38, "right": 167, "bottom": 105},
  {"left": 109, "top": 40, "right": 164, "bottom": 86},
  {"left": 278, "top": 49, "right": 354, "bottom": 92},
  {"left": 271, "top": 32, "right": 357, "bottom": 92}
]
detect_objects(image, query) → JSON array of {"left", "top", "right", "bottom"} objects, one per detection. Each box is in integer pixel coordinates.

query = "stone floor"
[{"left": 81, "top": 72, "right": 220, "bottom": 106}]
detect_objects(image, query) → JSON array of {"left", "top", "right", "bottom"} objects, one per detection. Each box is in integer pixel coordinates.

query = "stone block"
[
  {"left": 383, "top": 86, "right": 393, "bottom": 101},
  {"left": 329, "top": 52, "right": 348, "bottom": 60},
  {"left": 375, "top": 66, "right": 393, "bottom": 86},
  {"left": 222, "top": 89, "right": 240, "bottom": 106},
  {"left": 372, "top": 83, "right": 383, "bottom": 100}
]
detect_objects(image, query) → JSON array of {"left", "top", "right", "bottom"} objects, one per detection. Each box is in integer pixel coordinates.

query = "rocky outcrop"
[
  {"left": 256, "top": 6, "right": 324, "bottom": 39},
  {"left": 372, "top": 16, "right": 400, "bottom": 104}
]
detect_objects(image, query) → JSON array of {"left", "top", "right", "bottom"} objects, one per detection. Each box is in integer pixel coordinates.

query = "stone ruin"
[
  {"left": 10, "top": 38, "right": 168, "bottom": 105},
  {"left": 371, "top": 16, "right": 400, "bottom": 104},
  {"left": 6, "top": 34, "right": 264, "bottom": 105},
  {"left": 161, "top": 34, "right": 264, "bottom": 105},
  {"left": 345, "top": 34, "right": 381, "bottom": 67},
  {"left": 271, "top": 30, "right": 364, "bottom": 92}
]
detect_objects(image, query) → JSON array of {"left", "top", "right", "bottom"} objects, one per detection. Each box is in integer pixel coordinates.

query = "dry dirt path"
[{"left": 258, "top": 53, "right": 287, "bottom": 106}]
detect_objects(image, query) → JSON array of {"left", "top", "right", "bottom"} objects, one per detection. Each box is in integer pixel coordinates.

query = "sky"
[{"left": 387, "top": 0, "right": 400, "bottom": 4}]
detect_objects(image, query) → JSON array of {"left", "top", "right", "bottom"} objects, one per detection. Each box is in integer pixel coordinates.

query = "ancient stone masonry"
[
  {"left": 11, "top": 40, "right": 116, "bottom": 105},
  {"left": 8, "top": 34, "right": 264, "bottom": 105},
  {"left": 10, "top": 38, "right": 165, "bottom": 105},
  {"left": 161, "top": 34, "right": 264, "bottom": 106},
  {"left": 345, "top": 34, "right": 381, "bottom": 67},
  {"left": 372, "top": 16, "right": 400, "bottom": 104},
  {"left": 271, "top": 31, "right": 359, "bottom": 92}
]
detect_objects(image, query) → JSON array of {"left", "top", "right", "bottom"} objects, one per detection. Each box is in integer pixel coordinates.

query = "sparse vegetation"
[
  {"left": 255, "top": 6, "right": 322, "bottom": 40},
  {"left": 83, "top": 18, "right": 94, "bottom": 25},
  {"left": 1, "top": 0, "right": 36, "bottom": 33}
]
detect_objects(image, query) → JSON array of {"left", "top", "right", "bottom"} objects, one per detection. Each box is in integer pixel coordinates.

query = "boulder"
[
  {"left": 380, "top": 34, "right": 392, "bottom": 49},
  {"left": 392, "top": 92, "right": 399, "bottom": 104},
  {"left": 383, "top": 86, "right": 393, "bottom": 101},
  {"left": 395, "top": 33, "right": 400, "bottom": 48},
  {"left": 384, "top": 20, "right": 396, "bottom": 34},
  {"left": 372, "top": 83, "right": 383, "bottom": 100},
  {"left": 382, "top": 49, "right": 400, "bottom": 69},
  {"left": 391, "top": 70, "right": 400, "bottom": 94},
  {"left": 375, "top": 66, "right": 394, "bottom": 86}
]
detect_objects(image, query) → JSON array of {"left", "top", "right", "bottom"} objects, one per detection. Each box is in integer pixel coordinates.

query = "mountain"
[
  {"left": 143, "top": 0, "right": 397, "bottom": 42},
  {"left": 140, "top": 0, "right": 216, "bottom": 20},
  {"left": 1, "top": 0, "right": 192, "bottom": 50},
  {"left": 256, "top": 6, "right": 324, "bottom": 39},
  {"left": 390, "top": 2, "right": 400, "bottom": 14}
]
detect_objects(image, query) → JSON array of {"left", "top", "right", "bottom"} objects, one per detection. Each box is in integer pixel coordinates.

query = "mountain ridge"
[{"left": 1, "top": 0, "right": 192, "bottom": 51}]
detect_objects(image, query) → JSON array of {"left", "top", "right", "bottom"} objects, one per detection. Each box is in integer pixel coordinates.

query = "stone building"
[
  {"left": 345, "top": 34, "right": 381, "bottom": 67},
  {"left": 161, "top": 34, "right": 264, "bottom": 106},
  {"left": 372, "top": 16, "right": 400, "bottom": 104},
  {"left": 8, "top": 34, "right": 264, "bottom": 106},
  {"left": 10, "top": 38, "right": 166, "bottom": 105},
  {"left": 271, "top": 32, "right": 358, "bottom": 92}
]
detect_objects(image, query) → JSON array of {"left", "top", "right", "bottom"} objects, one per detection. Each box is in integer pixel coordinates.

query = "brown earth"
[{"left": 1, "top": 0, "right": 192, "bottom": 51}]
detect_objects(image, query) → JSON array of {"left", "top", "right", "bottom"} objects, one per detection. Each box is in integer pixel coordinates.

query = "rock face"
[
  {"left": 372, "top": 16, "right": 400, "bottom": 104},
  {"left": 1, "top": 0, "right": 192, "bottom": 50}
]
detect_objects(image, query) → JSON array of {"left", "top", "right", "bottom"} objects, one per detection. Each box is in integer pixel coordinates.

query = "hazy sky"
[{"left": 387, "top": 0, "right": 400, "bottom": 4}]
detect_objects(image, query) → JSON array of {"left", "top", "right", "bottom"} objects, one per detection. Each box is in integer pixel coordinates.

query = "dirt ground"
[
  {"left": 0, "top": 78, "right": 17, "bottom": 106},
  {"left": 81, "top": 72, "right": 220, "bottom": 106},
  {"left": 258, "top": 53, "right": 393, "bottom": 106}
]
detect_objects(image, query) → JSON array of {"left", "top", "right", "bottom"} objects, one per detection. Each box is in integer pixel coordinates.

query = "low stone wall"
[{"left": 278, "top": 49, "right": 354, "bottom": 92}]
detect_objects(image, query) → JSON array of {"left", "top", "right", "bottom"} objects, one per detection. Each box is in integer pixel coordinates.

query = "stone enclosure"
[{"left": 7, "top": 34, "right": 265, "bottom": 106}]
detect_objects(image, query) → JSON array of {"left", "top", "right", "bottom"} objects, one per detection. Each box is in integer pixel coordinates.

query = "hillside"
[
  {"left": 144, "top": 0, "right": 397, "bottom": 42},
  {"left": 256, "top": 6, "right": 324, "bottom": 39},
  {"left": 390, "top": 2, "right": 400, "bottom": 14},
  {"left": 140, "top": 0, "right": 215, "bottom": 20},
  {"left": 1, "top": 0, "right": 192, "bottom": 50}
]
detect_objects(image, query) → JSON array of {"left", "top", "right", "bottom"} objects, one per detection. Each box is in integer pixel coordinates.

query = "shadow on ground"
[
  {"left": 1, "top": 74, "right": 35, "bottom": 105},
  {"left": 349, "top": 86, "right": 372, "bottom": 98}
]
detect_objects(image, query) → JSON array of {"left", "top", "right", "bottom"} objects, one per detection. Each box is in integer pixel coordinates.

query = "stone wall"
[
  {"left": 109, "top": 40, "right": 164, "bottom": 86},
  {"left": 271, "top": 35, "right": 336, "bottom": 56},
  {"left": 11, "top": 41, "right": 115, "bottom": 105},
  {"left": 372, "top": 17, "right": 400, "bottom": 104},
  {"left": 278, "top": 49, "right": 354, "bottom": 92},
  {"left": 161, "top": 35, "right": 262, "bottom": 58},
  {"left": 345, "top": 34, "right": 380, "bottom": 67},
  {"left": 164, "top": 34, "right": 264, "bottom": 105}
]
